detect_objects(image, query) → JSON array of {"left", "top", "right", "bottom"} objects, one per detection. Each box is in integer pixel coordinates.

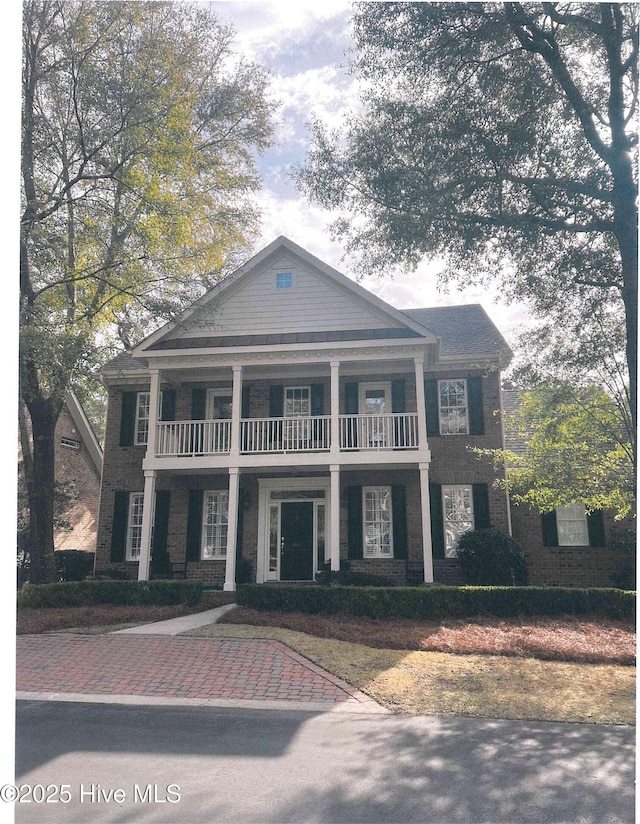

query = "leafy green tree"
[
  {"left": 298, "top": 2, "right": 638, "bottom": 429},
  {"left": 21, "top": 0, "right": 274, "bottom": 582},
  {"left": 495, "top": 382, "right": 634, "bottom": 519}
]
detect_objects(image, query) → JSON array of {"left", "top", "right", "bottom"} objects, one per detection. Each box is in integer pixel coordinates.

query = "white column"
[
  {"left": 330, "top": 360, "right": 340, "bottom": 455},
  {"left": 414, "top": 356, "right": 428, "bottom": 454},
  {"left": 137, "top": 470, "right": 157, "bottom": 582},
  {"left": 419, "top": 462, "right": 434, "bottom": 583},
  {"left": 147, "top": 369, "right": 160, "bottom": 460},
  {"left": 230, "top": 365, "right": 243, "bottom": 458},
  {"left": 224, "top": 467, "right": 240, "bottom": 591},
  {"left": 330, "top": 464, "right": 341, "bottom": 571}
]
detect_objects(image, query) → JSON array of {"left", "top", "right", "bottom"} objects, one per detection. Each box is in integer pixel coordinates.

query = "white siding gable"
[{"left": 169, "top": 252, "right": 404, "bottom": 339}]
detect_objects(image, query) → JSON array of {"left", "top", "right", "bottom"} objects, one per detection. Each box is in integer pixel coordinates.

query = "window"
[
  {"left": 442, "top": 485, "right": 474, "bottom": 556},
  {"left": 284, "top": 386, "right": 310, "bottom": 417},
  {"left": 60, "top": 437, "right": 80, "bottom": 449},
  {"left": 438, "top": 379, "right": 468, "bottom": 435},
  {"left": 135, "top": 391, "right": 163, "bottom": 445},
  {"left": 363, "top": 487, "right": 393, "bottom": 557},
  {"left": 276, "top": 272, "right": 293, "bottom": 289},
  {"left": 556, "top": 503, "right": 589, "bottom": 546},
  {"left": 201, "top": 491, "right": 229, "bottom": 558},
  {"left": 126, "top": 492, "right": 145, "bottom": 561}
]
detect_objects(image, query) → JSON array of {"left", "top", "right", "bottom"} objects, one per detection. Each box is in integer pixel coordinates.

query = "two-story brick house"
[{"left": 95, "top": 237, "right": 512, "bottom": 589}]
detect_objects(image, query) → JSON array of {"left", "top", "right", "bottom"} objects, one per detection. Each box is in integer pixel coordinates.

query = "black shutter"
[
  {"left": 347, "top": 486, "right": 363, "bottom": 559},
  {"left": 186, "top": 489, "right": 204, "bottom": 562},
  {"left": 467, "top": 376, "right": 485, "bottom": 435},
  {"left": 587, "top": 510, "right": 606, "bottom": 547},
  {"left": 242, "top": 386, "right": 251, "bottom": 418},
  {"left": 110, "top": 491, "right": 129, "bottom": 562},
  {"left": 472, "top": 484, "right": 491, "bottom": 529},
  {"left": 344, "top": 383, "right": 359, "bottom": 448},
  {"left": 269, "top": 385, "right": 284, "bottom": 417},
  {"left": 160, "top": 389, "right": 176, "bottom": 422},
  {"left": 151, "top": 490, "right": 171, "bottom": 576},
  {"left": 344, "top": 382, "right": 359, "bottom": 414},
  {"left": 391, "top": 485, "right": 408, "bottom": 559},
  {"left": 429, "top": 483, "right": 445, "bottom": 559},
  {"left": 424, "top": 379, "right": 440, "bottom": 438},
  {"left": 119, "top": 392, "right": 137, "bottom": 446},
  {"left": 541, "top": 511, "right": 559, "bottom": 547},
  {"left": 310, "top": 384, "right": 324, "bottom": 415},
  {"left": 391, "top": 380, "right": 406, "bottom": 413},
  {"left": 191, "top": 388, "right": 207, "bottom": 420}
]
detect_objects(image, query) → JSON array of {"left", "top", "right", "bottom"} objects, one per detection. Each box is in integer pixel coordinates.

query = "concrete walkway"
[{"left": 111, "top": 601, "right": 238, "bottom": 634}]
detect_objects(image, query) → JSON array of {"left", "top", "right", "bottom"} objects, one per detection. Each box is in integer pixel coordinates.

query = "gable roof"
[
  {"left": 65, "top": 392, "right": 103, "bottom": 474},
  {"left": 403, "top": 305, "right": 512, "bottom": 360},
  {"left": 133, "top": 236, "right": 436, "bottom": 355}
]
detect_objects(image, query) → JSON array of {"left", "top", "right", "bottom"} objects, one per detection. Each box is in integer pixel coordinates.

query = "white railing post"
[
  {"left": 330, "top": 361, "right": 340, "bottom": 457},
  {"left": 230, "top": 365, "right": 242, "bottom": 459},
  {"left": 148, "top": 369, "right": 160, "bottom": 458}
]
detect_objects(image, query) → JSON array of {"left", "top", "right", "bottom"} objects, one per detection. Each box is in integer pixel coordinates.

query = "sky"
[{"left": 210, "top": 0, "right": 532, "bottom": 353}]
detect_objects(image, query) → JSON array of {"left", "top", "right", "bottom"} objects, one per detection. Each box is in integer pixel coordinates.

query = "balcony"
[{"left": 155, "top": 413, "right": 419, "bottom": 457}]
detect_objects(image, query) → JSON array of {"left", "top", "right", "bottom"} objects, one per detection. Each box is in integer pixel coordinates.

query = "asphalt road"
[{"left": 13, "top": 700, "right": 635, "bottom": 824}]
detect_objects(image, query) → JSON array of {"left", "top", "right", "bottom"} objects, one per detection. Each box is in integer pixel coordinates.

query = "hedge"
[
  {"left": 236, "top": 584, "right": 635, "bottom": 621},
  {"left": 17, "top": 579, "right": 203, "bottom": 609}
]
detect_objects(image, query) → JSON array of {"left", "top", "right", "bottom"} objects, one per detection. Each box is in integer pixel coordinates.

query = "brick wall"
[
  {"left": 511, "top": 503, "right": 634, "bottom": 588},
  {"left": 54, "top": 404, "right": 101, "bottom": 553}
]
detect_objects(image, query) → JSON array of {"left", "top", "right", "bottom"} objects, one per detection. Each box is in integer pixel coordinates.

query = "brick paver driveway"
[{"left": 17, "top": 635, "right": 376, "bottom": 706}]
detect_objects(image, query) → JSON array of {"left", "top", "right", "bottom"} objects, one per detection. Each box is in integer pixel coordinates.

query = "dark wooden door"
[{"left": 280, "top": 502, "right": 314, "bottom": 581}]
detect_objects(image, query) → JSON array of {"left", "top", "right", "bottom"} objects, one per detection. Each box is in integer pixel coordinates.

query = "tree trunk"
[{"left": 23, "top": 398, "right": 60, "bottom": 584}]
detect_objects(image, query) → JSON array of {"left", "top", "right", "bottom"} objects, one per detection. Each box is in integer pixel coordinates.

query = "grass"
[
  {"left": 16, "top": 596, "right": 635, "bottom": 724},
  {"left": 188, "top": 620, "right": 636, "bottom": 725}
]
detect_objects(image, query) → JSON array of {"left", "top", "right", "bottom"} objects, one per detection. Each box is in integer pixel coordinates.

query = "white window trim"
[
  {"left": 284, "top": 385, "right": 311, "bottom": 417},
  {"left": 442, "top": 484, "right": 474, "bottom": 557},
  {"left": 362, "top": 486, "right": 394, "bottom": 559},
  {"left": 275, "top": 271, "right": 294, "bottom": 289},
  {"left": 206, "top": 388, "right": 233, "bottom": 420},
  {"left": 201, "top": 490, "right": 229, "bottom": 559},
  {"left": 438, "top": 378, "right": 469, "bottom": 436},
  {"left": 125, "top": 491, "right": 145, "bottom": 562},
  {"left": 556, "top": 503, "right": 589, "bottom": 547},
  {"left": 135, "top": 390, "right": 163, "bottom": 446}
]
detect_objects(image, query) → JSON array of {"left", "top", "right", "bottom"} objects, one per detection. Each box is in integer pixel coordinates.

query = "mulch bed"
[{"left": 218, "top": 608, "right": 636, "bottom": 665}]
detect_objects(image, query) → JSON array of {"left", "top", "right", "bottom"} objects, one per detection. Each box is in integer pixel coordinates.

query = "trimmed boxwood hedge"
[
  {"left": 17, "top": 579, "right": 203, "bottom": 609},
  {"left": 237, "top": 584, "right": 635, "bottom": 621}
]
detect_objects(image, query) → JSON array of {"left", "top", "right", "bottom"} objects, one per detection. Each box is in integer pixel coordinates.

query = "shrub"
[
  {"left": 316, "top": 562, "right": 395, "bottom": 587},
  {"left": 17, "top": 579, "right": 203, "bottom": 609},
  {"left": 55, "top": 550, "right": 95, "bottom": 582},
  {"left": 93, "top": 568, "right": 130, "bottom": 580},
  {"left": 456, "top": 529, "right": 528, "bottom": 586},
  {"left": 236, "top": 557, "right": 254, "bottom": 585},
  {"left": 236, "top": 584, "right": 635, "bottom": 622}
]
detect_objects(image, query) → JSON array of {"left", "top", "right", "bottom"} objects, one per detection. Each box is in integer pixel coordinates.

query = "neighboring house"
[
  {"left": 95, "top": 236, "right": 513, "bottom": 589},
  {"left": 502, "top": 388, "right": 633, "bottom": 588},
  {"left": 19, "top": 392, "right": 103, "bottom": 555}
]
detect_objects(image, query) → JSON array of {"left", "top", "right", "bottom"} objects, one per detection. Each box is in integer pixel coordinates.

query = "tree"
[
  {"left": 494, "top": 382, "right": 634, "bottom": 519},
  {"left": 21, "top": 0, "right": 274, "bottom": 582},
  {"left": 297, "top": 2, "right": 638, "bottom": 429}
]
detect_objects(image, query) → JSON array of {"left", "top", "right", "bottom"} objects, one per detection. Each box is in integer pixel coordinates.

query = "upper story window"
[
  {"left": 556, "top": 503, "right": 589, "bottom": 546},
  {"left": 276, "top": 272, "right": 293, "bottom": 289},
  {"left": 284, "top": 386, "right": 310, "bottom": 417},
  {"left": 60, "top": 437, "right": 80, "bottom": 449},
  {"left": 135, "top": 391, "right": 163, "bottom": 446},
  {"left": 438, "top": 379, "right": 468, "bottom": 435}
]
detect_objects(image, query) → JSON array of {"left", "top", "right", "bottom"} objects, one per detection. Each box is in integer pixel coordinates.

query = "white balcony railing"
[
  {"left": 155, "top": 413, "right": 419, "bottom": 457},
  {"left": 240, "top": 416, "right": 330, "bottom": 453},
  {"left": 156, "top": 420, "right": 231, "bottom": 456},
  {"left": 339, "top": 413, "right": 419, "bottom": 450}
]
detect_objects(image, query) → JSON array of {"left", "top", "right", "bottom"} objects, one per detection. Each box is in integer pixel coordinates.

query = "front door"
[{"left": 280, "top": 502, "right": 314, "bottom": 581}]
